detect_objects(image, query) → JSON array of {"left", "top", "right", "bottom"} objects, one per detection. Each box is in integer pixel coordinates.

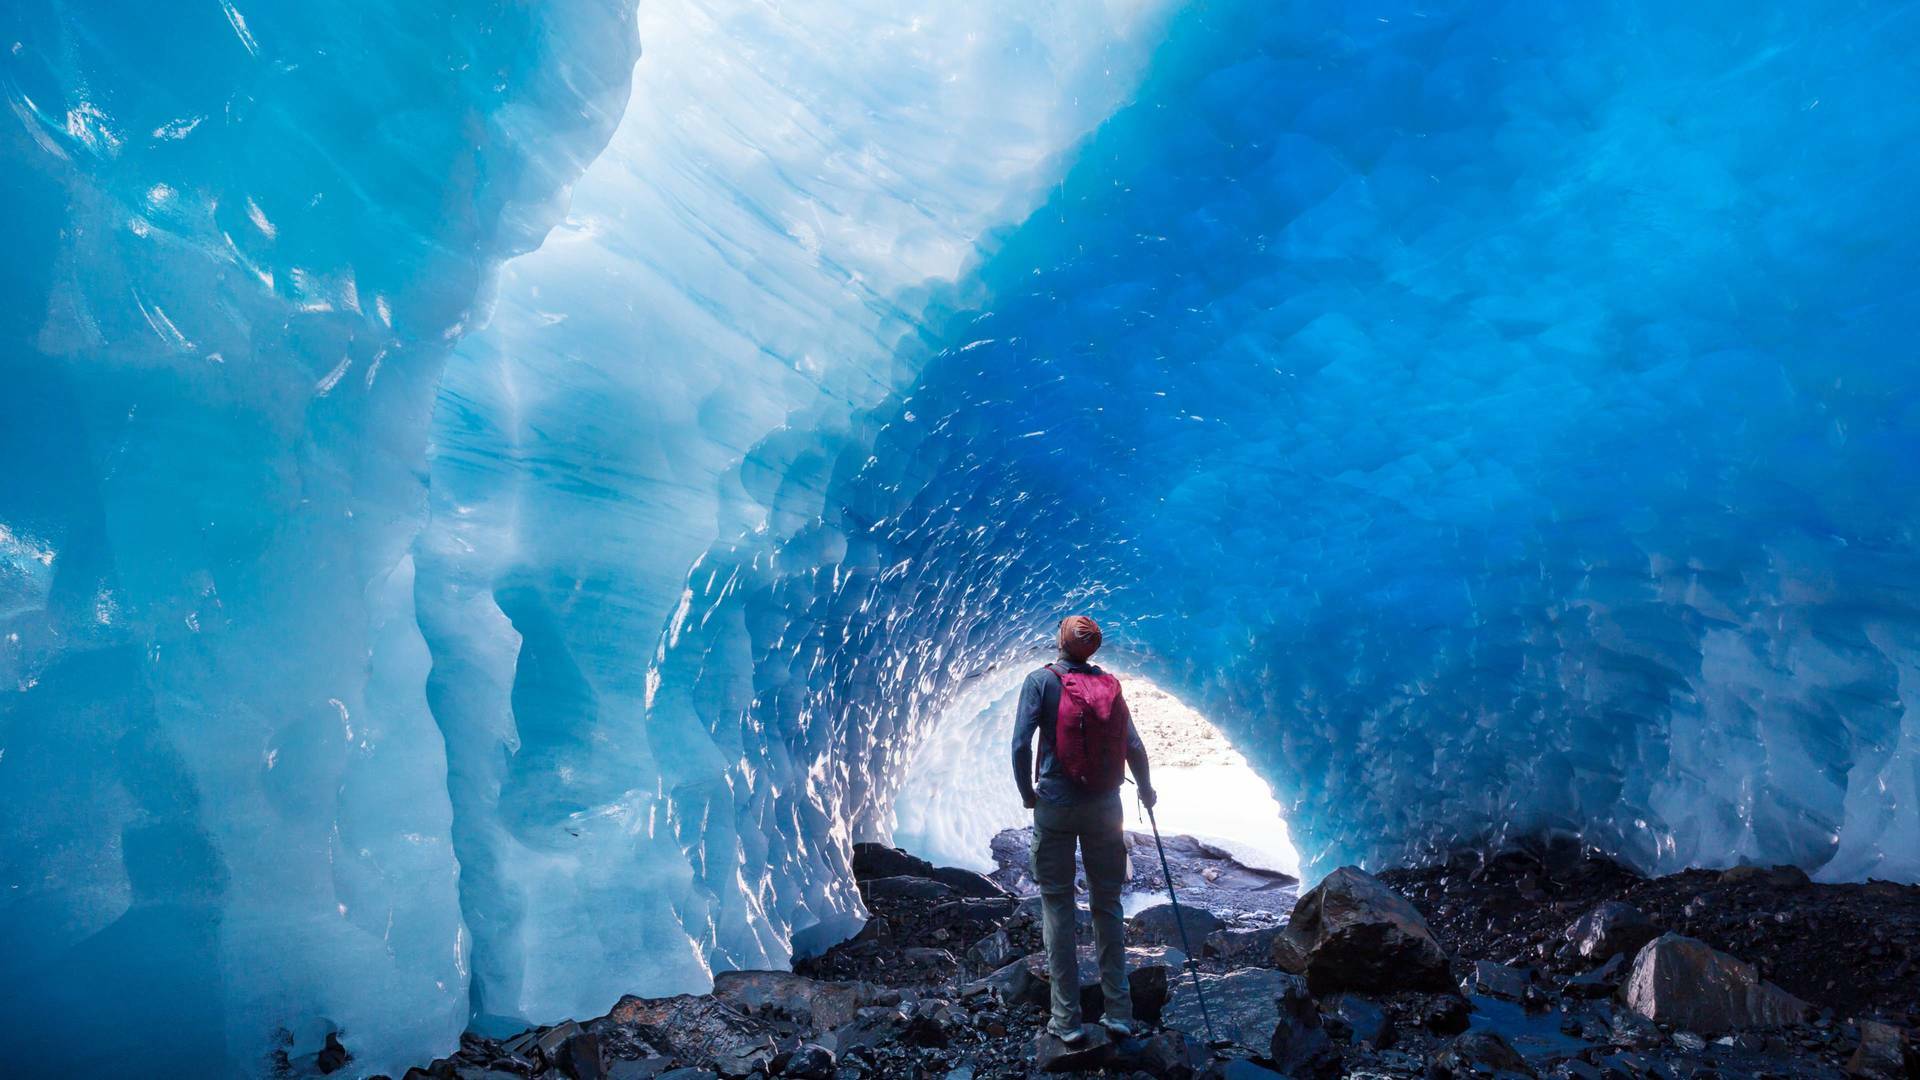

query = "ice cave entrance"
[{"left": 889, "top": 668, "right": 1300, "bottom": 908}]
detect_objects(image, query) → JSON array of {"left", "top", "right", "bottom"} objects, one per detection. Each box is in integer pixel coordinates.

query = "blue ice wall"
[{"left": 4, "top": 0, "right": 1920, "bottom": 1076}]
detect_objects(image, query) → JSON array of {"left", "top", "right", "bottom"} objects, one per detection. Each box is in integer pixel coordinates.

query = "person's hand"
[
  {"left": 1139, "top": 786, "right": 1157, "bottom": 810},
  {"left": 1022, "top": 791, "right": 1037, "bottom": 810}
]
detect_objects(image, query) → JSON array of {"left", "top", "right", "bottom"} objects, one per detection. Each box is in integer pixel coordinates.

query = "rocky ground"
[{"left": 362, "top": 836, "right": 1920, "bottom": 1080}]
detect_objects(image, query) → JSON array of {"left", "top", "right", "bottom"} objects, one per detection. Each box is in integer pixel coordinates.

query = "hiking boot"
[
  {"left": 1047, "top": 1023, "right": 1087, "bottom": 1046},
  {"left": 1098, "top": 1017, "right": 1132, "bottom": 1038}
]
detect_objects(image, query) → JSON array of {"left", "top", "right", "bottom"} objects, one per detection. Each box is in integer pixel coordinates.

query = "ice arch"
[
  {"left": 890, "top": 667, "right": 1300, "bottom": 880},
  {"left": 3, "top": 0, "right": 1919, "bottom": 1077}
]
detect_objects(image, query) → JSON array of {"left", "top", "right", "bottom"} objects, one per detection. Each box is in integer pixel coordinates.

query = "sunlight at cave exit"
[{"left": 890, "top": 668, "right": 1301, "bottom": 881}]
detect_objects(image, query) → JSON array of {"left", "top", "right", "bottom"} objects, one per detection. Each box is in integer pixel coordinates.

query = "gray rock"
[
  {"left": 1163, "top": 967, "right": 1301, "bottom": 1049},
  {"left": 1434, "top": 1031, "right": 1530, "bottom": 1076},
  {"left": 1032, "top": 1025, "right": 1114, "bottom": 1072},
  {"left": 929, "top": 865, "right": 1009, "bottom": 898},
  {"left": 860, "top": 875, "right": 956, "bottom": 902},
  {"left": 1565, "top": 953, "right": 1626, "bottom": 998},
  {"left": 1205, "top": 925, "right": 1282, "bottom": 963},
  {"left": 1111, "top": 1030, "right": 1202, "bottom": 1076},
  {"left": 965, "top": 928, "right": 1016, "bottom": 970},
  {"left": 779, "top": 1042, "right": 835, "bottom": 1080},
  {"left": 1564, "top": 902, "right": 1659, "bottom": 962},
  {"left": 1848, "top": 1019, "right": 1918, "bottom": 1080},
  {"left": 851, "top": 843, "right": 935, "bottom": 880},
  {"left": 1623, "top": 934, "right": 1811, "bottom": 1035},
  {"left": 556, "top": 1031, "right": 607, "bottom": 1080},
  {"left": 1276, "top": 866, "right": 1451, "bottom": 992},
  {"left": 1269, "top": 974, "right": 1341, "bottom": 1080},
  {"left": 710, "top": 971, "right": 881, "bottom": 1030},
  {"left": 1323, "top": 993, "right": 1395, "bottom": 1049},
  {"left": 606, "top": 994, "right": 775, "bottom": 1079},
  {"left": 1132, "top": 902, "right": 1223, "bottom": 949},
  {"left": 1473, "top": 959, "right": 1536, "bottom": 1001}
]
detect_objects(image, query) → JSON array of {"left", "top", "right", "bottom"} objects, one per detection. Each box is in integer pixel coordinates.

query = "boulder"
[
  {"left": 860, "top": 875, "right": 956, "bottom": 903},
  {"left": 820, "top": 1005, "right": 908, "bottom": 1056},
  {"left": 965, "top": 929, "right": 1016, "bottom": 970},
  {"left": 1433, "top": 1031, "right": 1530, "bottom": 1077},
  {"left": 851, "top": 843, "right": 935, "bottom": 880},
  {"left": 1269, "top": 975, "right": 1342, "bottom": 1080},
  {"left": 1033, "top": 1025, "right": 1114, "bottom": 1072},
  {"left": 1565, "top": 954, "right": 1626, "bottom": 998},
  {"left": 709, "top": 971, "right": 884, "bottom": 1030},
  {"left": 1132, "top": 903, "right": 1224, "bottom": 949},
  {"left": 1848, "top": 1020, "right": 1919, "bottom": 1080},
  {"left": 1163, "top": 967, "right": 1299, "bottom": 1049},
  {"left": 606, "top": 995, "right": 775, "bottom": 1079},
  {"left": 1322, "top": 993, "right": 1395, "bottom": 1049},
  {"left": 555, "top": 1032, "right": 606, "bottom": 1080},
  {"left": 1111, "top": 1030, "right": 1203, "bottom": 1077},
  {"left": 1623, "top": 934, "right": 1811, "bottom": 1035},
  {"left": 1564, "top": 902, "right": 1659, "bottom": 961},
  {"left": 1276, "top": 866, "right": 1451, "bottom": 992},
  {"left": 1472, "top": 959, "right": 1535, "bottom": 1001},
  {"left": 777, "top": 1042, "right": 835, "bottom": 1080},
  {"left": 1205, "top": 926, "right": 1282, "bottom": 964},
  {"left": 929, "top": 865, "right": 1010, "bottom": 898}
]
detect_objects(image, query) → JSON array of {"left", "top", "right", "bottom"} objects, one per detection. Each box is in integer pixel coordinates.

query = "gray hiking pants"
[{"left": 1031, "top": 792, "right": 1131, "bottom": 1035}]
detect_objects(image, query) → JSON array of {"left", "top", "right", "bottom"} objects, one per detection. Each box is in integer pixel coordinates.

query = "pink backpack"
[{"left": 1046, "top": 664, "right": 1128, "bottom": 790}]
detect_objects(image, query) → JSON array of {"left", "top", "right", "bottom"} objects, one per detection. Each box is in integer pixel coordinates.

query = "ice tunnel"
[{"left": 3, "top": 0, "right": 1919, "bottom": 1075}]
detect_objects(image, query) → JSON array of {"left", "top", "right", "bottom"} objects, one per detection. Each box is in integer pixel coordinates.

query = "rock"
[
  {"left": 1111, "top": 1030, "right": 1203, "bottom": 1077},
  {"left": 965, "top": 929, "right": 1016, "bottom": 970},
  {"left": 1473, "top": 959, "right": 1536, "bottom": 1001},
  {"left": 1323, "top": 993, "right": 1395, "bottom": 1049},
  {"left": 1565, "top": 954, "right": 1626, "bottom": 998},
  {"left": 969, "top": 946, "right": 1184, "bottom": 1018},
  {"left": 929, "top": 865, "right": 1009, "bottom": 898},
  {"left": 1718, "top": 864, "right": 1812, "bottom": 889},
  {"left": 538, "top": 1021, "right": 585, "bottom": 1062},
  {"left": 1551, "top": 1061, "right": 1604, "bottom": 1080},
  {"left": 860, "top": 875, "right": 957, "bottom": 903},
  {"left": 710, "top": 971, "right": 882, "bottom": 1031},
  {"left": 1206, "top": 926, "right": 1282, "bottom": 963},
  {"left": 1848, "top": 1020, "right": 1919, "bottom": 1080},
  {"left": 821, "top": 1005, "right": 908, "bottom": 1056},
  {"left": 779, "top": 1043, "right": 836, "bottom": 1079},
  {"left": 606, "top": 995, "right": 775, "bottom": 1078},
  {"left": 317, "top": 1032, "right": 351, "bottom": 1074},
  {"left": 1132, "top": 903, "right": 1224, "bottom": 949},
  {"left": 1163, "top": 967, "right": 1300, "bottom": 1049},
  {"left": 1269, "top": 974, "right": 1341, "bottom": 1079},
  {"left": 1276, "top": 866, "right": 1450, "bottom": 992},
  {"left": 654, "top": 1071, "right": 720, "bottom": 1080},
  {"left": 556, "top": 1032, "right": 607, "bottom": 1080},
  {"left": 851, "top": 843, "right": 935, "bottom": 880},
  {"left": 1565, "top": 902, "right": 1660, "bottom": 962},
  {"left": 1434, "top": 1031, "right": 1531, "bottom": 1076},
  {"left": 931, "top": 897, "right": 1018, "bottom": 925},
  {"left": 1206, "top": 1061, "right": 1287, "bottom": 1080},
  {"left": 1623, "top": 934, "right": 1812, "bottom": 1035},
  {"left": 1033, "top": 1025, "right": 1114, "bottom": 1072},
  {"left": 1423, "top": 995, "right": 1472, "bottom": 1036},
  {"left": 608, "top": 1060, "right": 676, "bottom": 1080}
]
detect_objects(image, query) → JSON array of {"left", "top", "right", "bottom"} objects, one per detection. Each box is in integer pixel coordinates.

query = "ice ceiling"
[{"left": 3, "top": 0, "right": 1918, "bottom": 1075}]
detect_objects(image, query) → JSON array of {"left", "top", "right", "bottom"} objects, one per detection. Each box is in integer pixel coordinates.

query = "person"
[{"left": 1011, "top": 614, "right": 1154, "bottom": 1045}]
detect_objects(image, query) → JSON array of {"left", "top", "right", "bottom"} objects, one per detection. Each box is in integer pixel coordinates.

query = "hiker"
[{"left": 1011, "top": 614, "right": 1155, "bottom": 1045}]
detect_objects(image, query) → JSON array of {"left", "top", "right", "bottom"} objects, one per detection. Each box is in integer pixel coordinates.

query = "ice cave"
[{"left": 1, "top": 0, "right": 1917, "bottom": 1076}]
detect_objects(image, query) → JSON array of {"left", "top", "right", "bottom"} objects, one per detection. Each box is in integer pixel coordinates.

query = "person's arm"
[
  {"left": 1119, "top": 692, "right": 1154, "bottom": 807},
  {"left": 1011, "top": 671, "right": 1043, "bottom": 809}
]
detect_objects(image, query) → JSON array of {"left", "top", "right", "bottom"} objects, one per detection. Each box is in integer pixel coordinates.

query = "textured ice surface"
[{"left": 5, "top": 0, "right": 1920, "bottom": 1076}]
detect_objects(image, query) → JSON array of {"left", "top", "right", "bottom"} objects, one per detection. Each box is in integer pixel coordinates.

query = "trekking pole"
[{"left": 1145, "top": 802, "right": 1219, "bottom": 1046}]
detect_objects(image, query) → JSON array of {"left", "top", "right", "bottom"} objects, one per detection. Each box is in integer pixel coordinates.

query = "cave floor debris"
[{"left": 374, "top": 840, "right": 1920, "bottom": 1080}]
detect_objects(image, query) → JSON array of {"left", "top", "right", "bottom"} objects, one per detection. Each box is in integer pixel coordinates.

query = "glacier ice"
[{"left": 4, "top": 0, "right": 1920, "bottom": 1076}]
